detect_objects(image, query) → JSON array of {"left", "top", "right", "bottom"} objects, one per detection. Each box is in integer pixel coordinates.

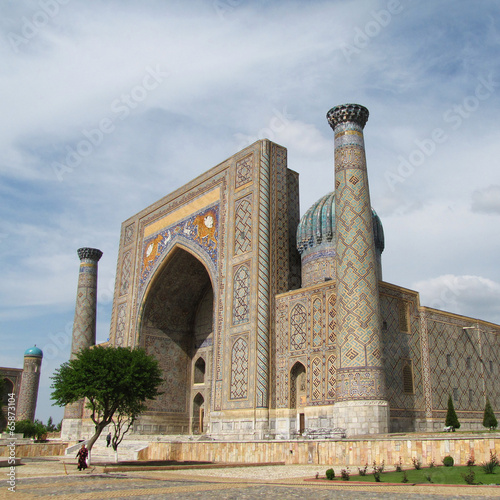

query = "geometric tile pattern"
[
  {"left": 327, "top": 354, "right": 336, "bottom": 400},
  {"left": 234, "top": 195, "right": 252, "bottom": 255},
  {"left": 119, "top": 249, "right": 132, "bottom": 297},
  {"left": 312, "top": 298, "right": 322, "bottom": 347},
  {"left": 290, "top": 303, "right": 307, "bottom": 351},
  {"left": 232, "top": 264, "right": 250, "bottom": 325},
  {"left": 70, "top": 249, "right": 102, "bottom": 360},
  {"left": 235, "top": 155, "right": 253, "bottom": 189},
  {"left": 115, "top": 302, "right": 127, "bottom": 346},
  {"left": 256, "top": 142, "right": 271, "bottom": 408},
  {"left": 327, "top": 293, "right": 336, "bottom": 344},
  {"left": 330, "top": 112, "right": 385, "bottom": 402},
  {"left": 230, "top": 337, "right": 249, "bottom": 399},
  {"left": 124, "top": 222, "right": 135, "bottom": 246},
  {"left": 311, "top": 356, "right": 322, "bottom": 401}
]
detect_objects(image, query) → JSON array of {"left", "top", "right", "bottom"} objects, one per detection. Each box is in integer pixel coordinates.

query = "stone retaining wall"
[
  {"left": 138, "top": 436, "right": 500, "bottom": 466},
  {"left": 0, "top": 442, "right": 68, "bottom": 458}
]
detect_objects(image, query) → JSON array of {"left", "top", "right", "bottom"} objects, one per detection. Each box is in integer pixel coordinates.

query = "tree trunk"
[{"left": 86, "top": 421, "right": 109, "bottom": 465}]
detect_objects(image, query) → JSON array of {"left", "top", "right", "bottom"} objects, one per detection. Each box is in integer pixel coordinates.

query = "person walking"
[
  {"left": 76, "top": 444, "right": 88, "bottom": 471},
  {"left": 106, "top": 432, "right": 112, "bottom": 448}
]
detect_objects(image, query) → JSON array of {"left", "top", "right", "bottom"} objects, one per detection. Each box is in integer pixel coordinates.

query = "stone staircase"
[{"left": 66, "top": 435, "right": 149, "bottom": 464}]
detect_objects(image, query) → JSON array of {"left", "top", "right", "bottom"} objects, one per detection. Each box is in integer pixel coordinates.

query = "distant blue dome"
[
  {"left": 24, "top": 346, "right": 43, "bottom": 358},
  {"left": 297, "top": 192, "right": 385, "bottom": 254}
]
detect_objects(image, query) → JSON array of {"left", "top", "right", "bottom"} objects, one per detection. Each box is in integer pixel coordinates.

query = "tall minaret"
[
  {"left": 62, "top": 248, "right": 102, "bottom": 437},
  {"left": 327, "top": 104, "right": 388, "bottom": 435},
  {"left": 16, "top": 346, "right": 43, "bottom": 422}
]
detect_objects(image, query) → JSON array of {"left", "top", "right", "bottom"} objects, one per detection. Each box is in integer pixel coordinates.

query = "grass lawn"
[{"left": 327, "top": 466, "right": 500, "bottom": 485}]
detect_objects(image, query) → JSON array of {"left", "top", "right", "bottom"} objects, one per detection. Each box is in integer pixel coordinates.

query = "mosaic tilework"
[
  {"left": 119, "top": 249, "right": 132, "bottom": 297},
  {"left": 380, "top": 287, "right": 424, "bottom": 420},
  {"left": 16, "top": 356, "right": 42, "bottom": 422},
  {"left": 124, "top": 222, "right": 135, "bottom": 246},
  {"left": 230, "top": 337, "right": 249, "bottom": 399},
  {"left": 327, "top": 354, "right": 336, "bottom": 400},
  {"left": 290, "top": 303, "right": 307, "bottom": 351},
  {"left": 311, "top": 357, "right": 322, "bottom": 401},
  {"left": 329, "top": 109, "right": 385, "bottom": 402},
  {"left": 275, "top": 283, "right": 337, "bottom": 409},
  {"left": 234, "top": 195, "right": 252, "bottom": 255},
  {"left": 232, "top": 263, "right": 250, "bottom": 325},
  {"left": 140, "top": 205, "right": 219, "bottom": 295},
  {"left": 70, "top": 249, "right": 102, "bottom": 359},
  {"left": 312, "top": 298, "right": 322, "bottom": 347},
  {"left": 235, "top": 154, "right": 253, "bottom": 189},
  {"left": 256, "top": 142, "right": 271, "bottom": 408},
  {"left": 327, "top": 293, "right": 336, "bottom": 344},
  {"left": 114, "top": 302, "right": 127, "bottom": 346}
]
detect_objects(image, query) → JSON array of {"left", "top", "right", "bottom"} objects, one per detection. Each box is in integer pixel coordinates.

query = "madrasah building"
[{"left": 61, "top": 104, "right": 500, "bottom": 441}]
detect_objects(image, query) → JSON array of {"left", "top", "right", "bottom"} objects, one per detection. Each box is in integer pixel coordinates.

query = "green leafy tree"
[
  {"left": 46, "top": 416, "right": 56, "bottom": 432},
  {"left": 445, "top": 395, "right": 460, "bottom": 430},
  {"left": 483, "top": 397, "right": 498, "bottom": 430},
  {"left": 51, "top": 346, "right": 162, "bottom": 462}
]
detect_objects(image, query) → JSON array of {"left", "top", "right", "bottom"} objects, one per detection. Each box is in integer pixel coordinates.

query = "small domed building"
[
  {"left": 0, "top": 346, "right": 43, "bottom": 428},
  {"left": 62, "top": 104, "right": 500, "bottom": 441}
]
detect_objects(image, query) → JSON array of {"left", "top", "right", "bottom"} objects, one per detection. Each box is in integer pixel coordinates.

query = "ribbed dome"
[
  {"left": 24, "top": 345, "right": 43, "bottom": 358},
  {"left": 297, "top": 192, "right": 385, "bottom": 254}
]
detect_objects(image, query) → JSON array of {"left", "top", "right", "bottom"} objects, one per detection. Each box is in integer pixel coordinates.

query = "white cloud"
[
  {"left": 413, "top": 274, "right": 500, "bottom": 324},
  {"left": 471, "top": 185, "right": 500, "bottom": 214}
]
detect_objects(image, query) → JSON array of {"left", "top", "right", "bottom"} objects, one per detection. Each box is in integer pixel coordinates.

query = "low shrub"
[
  {"left": 340, "top": 468, "right": 350, "bottom": 481},
  {"left": 358, "top": 463, "right": 368, "bottom": 476},
  {"left": 462, "top": 466, "right": 476, "bottom": 485},
  {"left": 401, "top": 470, "right": 409, "bottom": 483},
  {"left": 481, "top": 450, "right": 499, "bottom": 474},
  {"left": 412, "top": 457, "right": 422, "bottom": 470},
  {"left": 325, "top": 468, "right": 335, "bottom": 480},
  {"left": 466, "top": 454, "right": 475, "bottom": 467},
  {"left": 428, "top": 459, "right": 435, "bottom": 468},
  {"left": 372, "top": 460, "right": 384, "bottom": 482},
  {"left": 442, "top": 455, "right": 454, "bottom": 467},
  {"left": 394, "top": 456, "right": 403, "bottom": 472}
]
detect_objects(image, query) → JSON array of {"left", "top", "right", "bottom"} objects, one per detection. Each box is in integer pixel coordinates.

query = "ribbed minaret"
[
  {"left": 327, "top": 104, "right": 388, "bottom": 435},
  {"left": 16, "top": 346, "right": 43, "bottom": 422},
  {"left": 63, "top": 247, "right": 102, "bottom": 431}
]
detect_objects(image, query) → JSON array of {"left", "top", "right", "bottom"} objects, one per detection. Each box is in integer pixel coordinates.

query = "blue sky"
[{"left": 1, "top": 0, "right": 500, "bottom": 424}]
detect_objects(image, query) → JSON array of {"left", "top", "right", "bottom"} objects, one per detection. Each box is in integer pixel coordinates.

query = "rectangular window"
[
  {"left": 453, "top": 388, "right": 458, "bottom": 401},
  {"left": 402, "top": 359, "right": 414, "bottom": 394},
  {"left": 399, "top": 301, "right": 410, "bottom": 333},
  {"left": 466, "top": 357, "right": 471, "bottom": 369},
  {"left": 490, "top": 360, "right": 493, "bottom": 373},
  {"left": 469, "top": 389, "right": 473, "bottom": 404},
  {"left": 447, "top": 354, "right": 451, "bottom": 367}
]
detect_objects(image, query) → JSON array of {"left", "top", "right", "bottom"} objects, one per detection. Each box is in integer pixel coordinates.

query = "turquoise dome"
[
  {"left": 297, "top": 192, "right": 385, "bottom": 254},
  {"left": 24, "top": 346, "right": 43, "bottom": 358}
]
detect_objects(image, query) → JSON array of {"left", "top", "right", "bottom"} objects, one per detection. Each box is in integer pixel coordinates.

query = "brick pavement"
[{"left": 2, "top": 458, "right": 500, "bottom": 499}]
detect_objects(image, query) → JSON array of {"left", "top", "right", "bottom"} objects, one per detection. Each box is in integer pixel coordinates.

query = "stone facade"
[{"left": 63, "top": 104, "right": 500, "bottom": 441}]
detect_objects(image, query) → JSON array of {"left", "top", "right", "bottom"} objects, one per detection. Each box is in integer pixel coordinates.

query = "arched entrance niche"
[
  {"left": 140, "top": 246, "right": 214, "bottom": 434},
  {"left": 290, "top": 362, "right": 306, "bottom": 435},
  {"left": 192, "top": 393, "right": 204, "bottom": 434}
]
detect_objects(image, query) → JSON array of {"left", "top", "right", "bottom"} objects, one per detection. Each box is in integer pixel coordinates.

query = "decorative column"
[
  {"left": 69, "top": 247, "right": 103, "bottom": 359},
  {"left": 327, "top": 104, "right": 388, "bottom": 435},
  {"left": 63, "top": 248, "right": 102, "bottom": 433},
  {"left": 16, "top": 346, "right": 43, "bottom": 422}
]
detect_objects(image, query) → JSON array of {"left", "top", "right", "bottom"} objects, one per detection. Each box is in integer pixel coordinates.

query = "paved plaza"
[{"left": 2, "top": 458, "right": 500, "bottom": 499}]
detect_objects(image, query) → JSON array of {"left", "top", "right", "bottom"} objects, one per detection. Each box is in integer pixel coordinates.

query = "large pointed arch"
[{"left": 137, "top": 244, "right": 215, "bottom": 434}]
